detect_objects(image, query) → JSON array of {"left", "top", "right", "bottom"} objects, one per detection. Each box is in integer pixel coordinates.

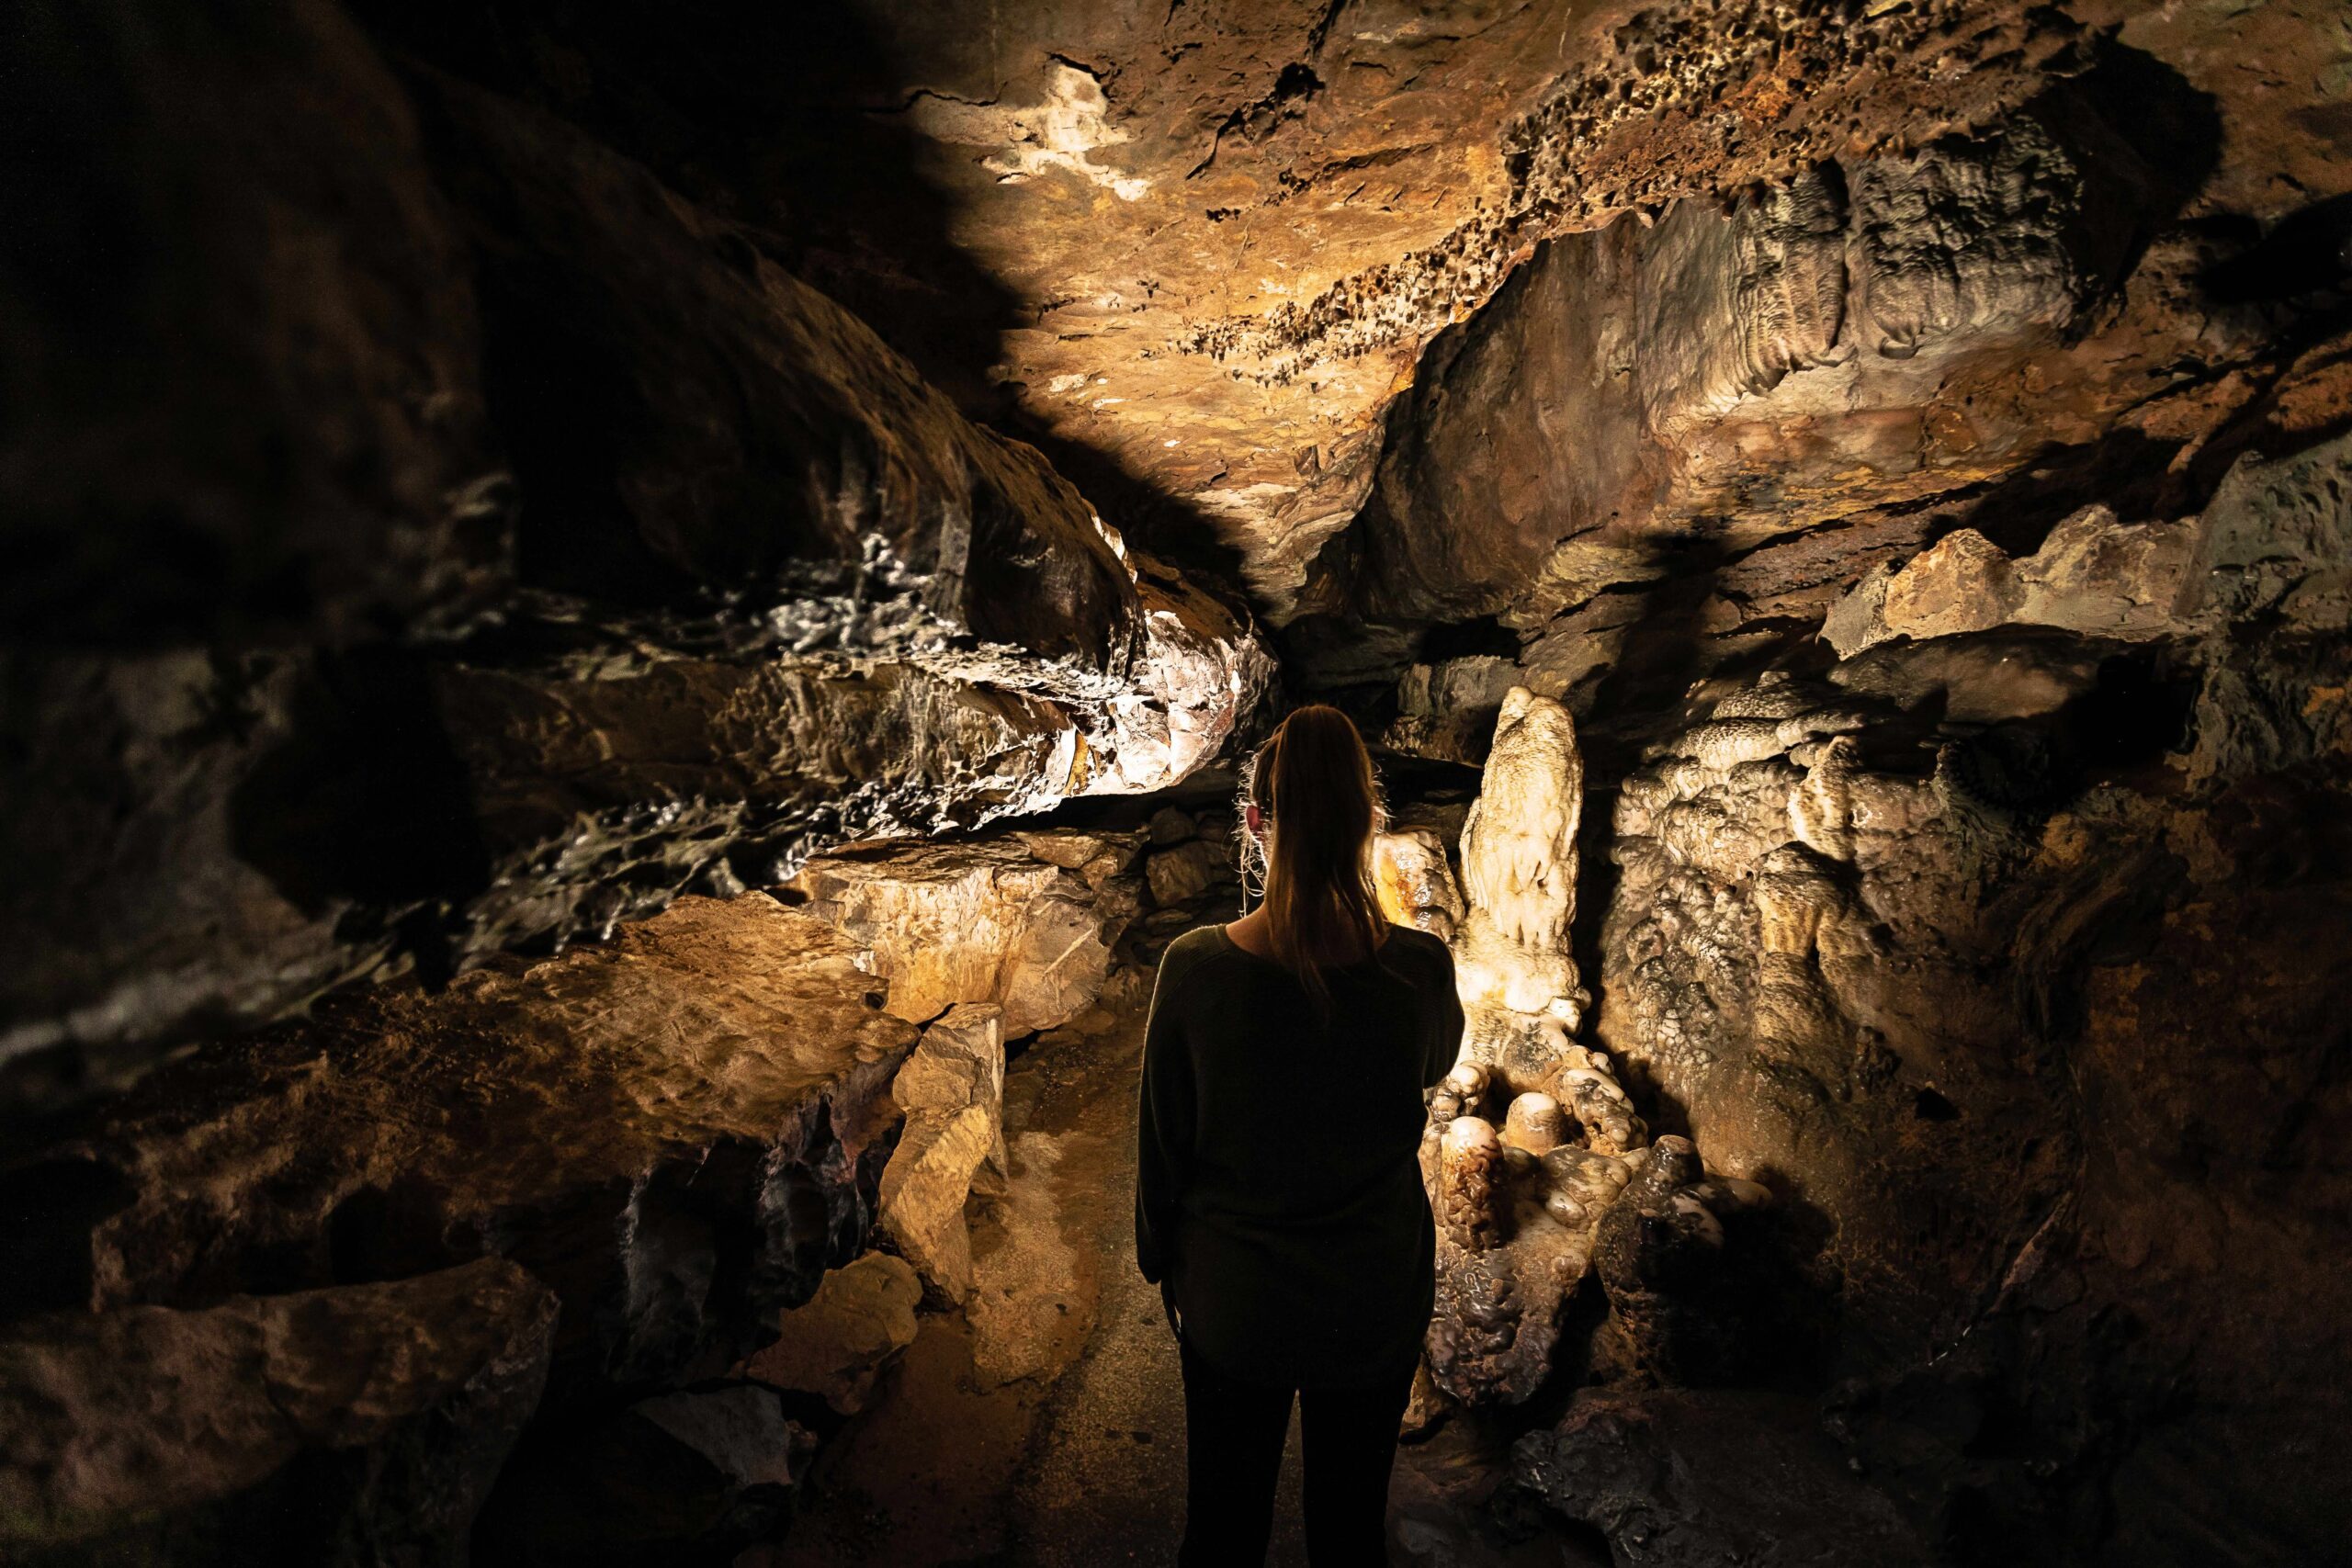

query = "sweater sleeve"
[
  {"left": 1134, "top": 949, "right": 1199, "bottom": 1286},
  {"left": 1423, "top": 938, "right": 1465, "bottom": 1089}
]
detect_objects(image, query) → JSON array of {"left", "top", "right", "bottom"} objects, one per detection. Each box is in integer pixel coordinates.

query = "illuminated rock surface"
[
  {"left": 54, "top": 895, "right": 915, "bottom": 1395},
  {"left": 6, "top": 0, "right": 2352, "bottom": 1562},
  {"left": 790, "top": 836, "right": 1145, "bottom": 1037}
]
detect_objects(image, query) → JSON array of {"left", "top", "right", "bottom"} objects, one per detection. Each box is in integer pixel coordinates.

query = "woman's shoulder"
[
  {"left": 1383, "top": 923, "right": 1454, "bottom": 968},
  {"left": 1154, "top": 924, "right": 1242, "bottom": 998}
]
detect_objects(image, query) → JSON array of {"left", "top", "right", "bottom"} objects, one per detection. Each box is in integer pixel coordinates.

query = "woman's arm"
[
  {"left": 1134, "top": 953, "right": 1198, "bottom": 1286},
  {"left": 1424, "top": 938, "right": 1466, "bottom": 1089}
]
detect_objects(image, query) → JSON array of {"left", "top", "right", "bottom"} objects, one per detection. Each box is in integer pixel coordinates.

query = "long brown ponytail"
[{"left": 1244, "top": 705, "right": 1387, "bottom": 999}]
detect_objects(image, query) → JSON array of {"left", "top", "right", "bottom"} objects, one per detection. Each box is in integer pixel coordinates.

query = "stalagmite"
[
  {"left": 1435, "top": 1117, "right": 1506, "bottom": 1250},
  {"left": 1422, "top": 685, "right": 1664, "bottom": 1409},
  {"left": 1454, "top": 688, "right": 1589, "bottom": 1025}
]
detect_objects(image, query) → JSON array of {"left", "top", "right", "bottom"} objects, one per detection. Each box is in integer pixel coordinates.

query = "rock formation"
[
  {"left": 1, "top": 1259, "right": 557, "bottom": 1567},
  {"left": 877, "top": 1004, "right": 1007, "bottom": 1303},
  {"left": 0, "top": 0, "right": 1270, "bottom": 1127},
  {"left": 47, "top": 895, "right": 915, "bottom": 1398},
  {"left": 6, "top": 0, "right": 2350, "bottom": 1562},
  {"left": 743, "top": 1254, "right": 923, "bottom": 1418},
  {"left": 789, "top": 832, "right": 1145, "bottom": 1037},
  {"left": 1420, "top": 688, "right": 1723, "bottom": 1411}
]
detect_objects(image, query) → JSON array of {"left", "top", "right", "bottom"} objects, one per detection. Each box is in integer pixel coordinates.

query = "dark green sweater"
[{"left": 1135, "top": 922, "right": 1463, "bottom": 1389}]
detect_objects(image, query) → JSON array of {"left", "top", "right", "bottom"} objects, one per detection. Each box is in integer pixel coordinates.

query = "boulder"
[
  {"left": 1824, "top": 509, "right": 2203, "bottom": 657},
  {"left": 742, "top": 1254, "right": 922, "bottom": 1416},
  {"left": 63, "top": 896, "right": 915, "bottom": 1399},
  {"left": 1385, "top": 657, "right": 1524, "bottom": 763},
  {"left": 878, "top": 1005, "right": 1007, "bottom": 1303},
  {"left": 792, "top": 837, "right": 1141, "bottom": 1035},
  {"left": 1146, "top": 807, "right": 1197, "bottom": 845},
  {"left": 0, "top": 1258, "right": 556, "bottom": 1568},
  {"left": 1145, "top": 839, "right": 1235, "bottom": 907}
]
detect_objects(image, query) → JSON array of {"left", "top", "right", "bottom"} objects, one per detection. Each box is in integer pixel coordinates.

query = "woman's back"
[
  {"left": 1136, "top": 703, "right": 1464, "bottom": 1565},
  {"left": 1136, "top": 920, "right": 1461, "bottom": 1388}
]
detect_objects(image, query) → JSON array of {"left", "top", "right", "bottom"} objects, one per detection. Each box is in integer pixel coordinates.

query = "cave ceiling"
[{"left": 360, "top": 0, "right": 2183, "bottom": 616}]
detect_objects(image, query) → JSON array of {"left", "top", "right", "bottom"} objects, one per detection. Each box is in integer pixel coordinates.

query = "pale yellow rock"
[
  {"left": 1455, "top": 687, "right": 1585, "bottom": 1021},
  {"left": 879, "top": 1102, "right": 995, "bottom": 1304},
  {"left": 792, "top": 839, "right": 1137, "bottom": 1034},
  {"left": 879, "top": 1003, "right": 1007, "bottom": 1302},
  {"left": 1374, "top": 827, "right": 1466, "bottom": 941}
]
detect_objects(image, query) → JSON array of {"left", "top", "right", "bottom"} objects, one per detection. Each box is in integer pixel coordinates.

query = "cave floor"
[{"left": 749, "top": 968, "right": 1595, "bottom": 1568}]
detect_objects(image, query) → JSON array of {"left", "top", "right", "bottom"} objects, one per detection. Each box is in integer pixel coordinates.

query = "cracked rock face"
[
  {"left": 1574, "top": 440, "right": 2352, "bottom": 1559},
  {"left": 789, "top": 832, "right": 1146, "bottom": 1038},
  {"left": 0, "top": 1258, "right": 557, "bottom": 1568},
  {"left": 0, "top": 0, "right": 1270, "bottom": 1124},
  {"left": 354, "top": 0, "right": 2090, "bottom": 615},
  {"left": 52, "top": 895, "right": 915, "bottom": 1403}
]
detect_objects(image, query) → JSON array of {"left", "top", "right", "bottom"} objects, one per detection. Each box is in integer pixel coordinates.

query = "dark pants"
[{"left": 1176, "top": 1338, "right": 1414, "bottom": 1567}]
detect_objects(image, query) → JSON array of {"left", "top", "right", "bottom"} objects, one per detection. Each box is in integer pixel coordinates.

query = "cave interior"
[{"left": 4, "top": 1, "right": 2351, "bottom": 1565}]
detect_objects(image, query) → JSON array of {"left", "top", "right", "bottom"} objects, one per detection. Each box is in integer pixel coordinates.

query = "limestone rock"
[
  {"left": 0, "top": 1259, "right": 556, "bottom": 1567},
  {"left": 1454, "top": 689, "right": 1586, "bottom": 1022},
  {"left": 362, "top": 0, "right": 2078, "bottom": 617},
  {"left": 1824, "top": 510, "right": 2203, "bottom": 657},
  {"left": 1599, "top": 652, "right": 2352, "bottom": 1560},
  {"left": 1145, "top": 807, "right": 1197, "bottom": 846},
  {"left": 792, "top": 838, "right": 1140, "bottom": 1035},
  {"left": 1385, "top": 658, "right": 1524, "bottom": 763},
  {"left": 1373, "top": 828, "right": 1467, "bottom": 942},
  {"left": 744, "top": 1254, "right": 922, "bottom": 1416},
  {"left": 901, "top": 1001, "right": 1010, "bottom": 1196},
  {"left": 1145, "top": 838, "right": 1236, "bottom": 908},
  {"left": 62, "top": 896, "right": 914, "bottom": 1397},
  {"left": 2184, "top": 430, "right": 2352, "bottom": 633},
  {"left": 878, "top": 1004, "right": 1007, "bottom": 1303},
  {"left": 877, "top": 1110, "right": 993, "bottom": 1305},
  {"left": 1514, "top": 1390, "right": 1936, "bottom": 1568}
]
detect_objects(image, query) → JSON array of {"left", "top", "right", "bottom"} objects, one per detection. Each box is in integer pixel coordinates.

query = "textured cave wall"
[
  {"left": 1577, "top": 434, "right": 2352, "bottom": 1561},
  {"left": 1299, "top": 20, "right": 2350, "bottom": 753},
  {"left": 0, "top": 0, "right": 1269, "bottom": 1127},
  {"left": 1252, "top": 12, "right": 2352, "bottom": 1564},
  {"left": 341, "top": 0, "right": 2095, "bottom": 611},
  {"left": 3, "top": 0, "right": 2349, "bottom": 1562}
]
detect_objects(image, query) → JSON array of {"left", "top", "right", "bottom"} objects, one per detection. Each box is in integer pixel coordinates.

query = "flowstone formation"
[
  {"left": 1535, "top": 434, "right": 2352, "bottom": 1563},
  {"left": 1407, "top": 688, "right": 1766, "bottom": 1413}
]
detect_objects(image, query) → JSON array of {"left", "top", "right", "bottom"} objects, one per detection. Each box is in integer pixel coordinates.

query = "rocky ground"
[{"left": 751, "top": 958, "right": 1600, "bottom": 1568}]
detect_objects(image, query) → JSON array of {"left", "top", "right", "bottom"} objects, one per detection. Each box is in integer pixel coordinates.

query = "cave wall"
[
  {"left": 1296, "top": 16, "right": 2352, "bottom": 1558},
  {"left": 0, "top": 0, "right": 1269, "bottom": 1130},
  {"left": 4, "top": 0, "right": 2350, "bottom": 1563}
]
